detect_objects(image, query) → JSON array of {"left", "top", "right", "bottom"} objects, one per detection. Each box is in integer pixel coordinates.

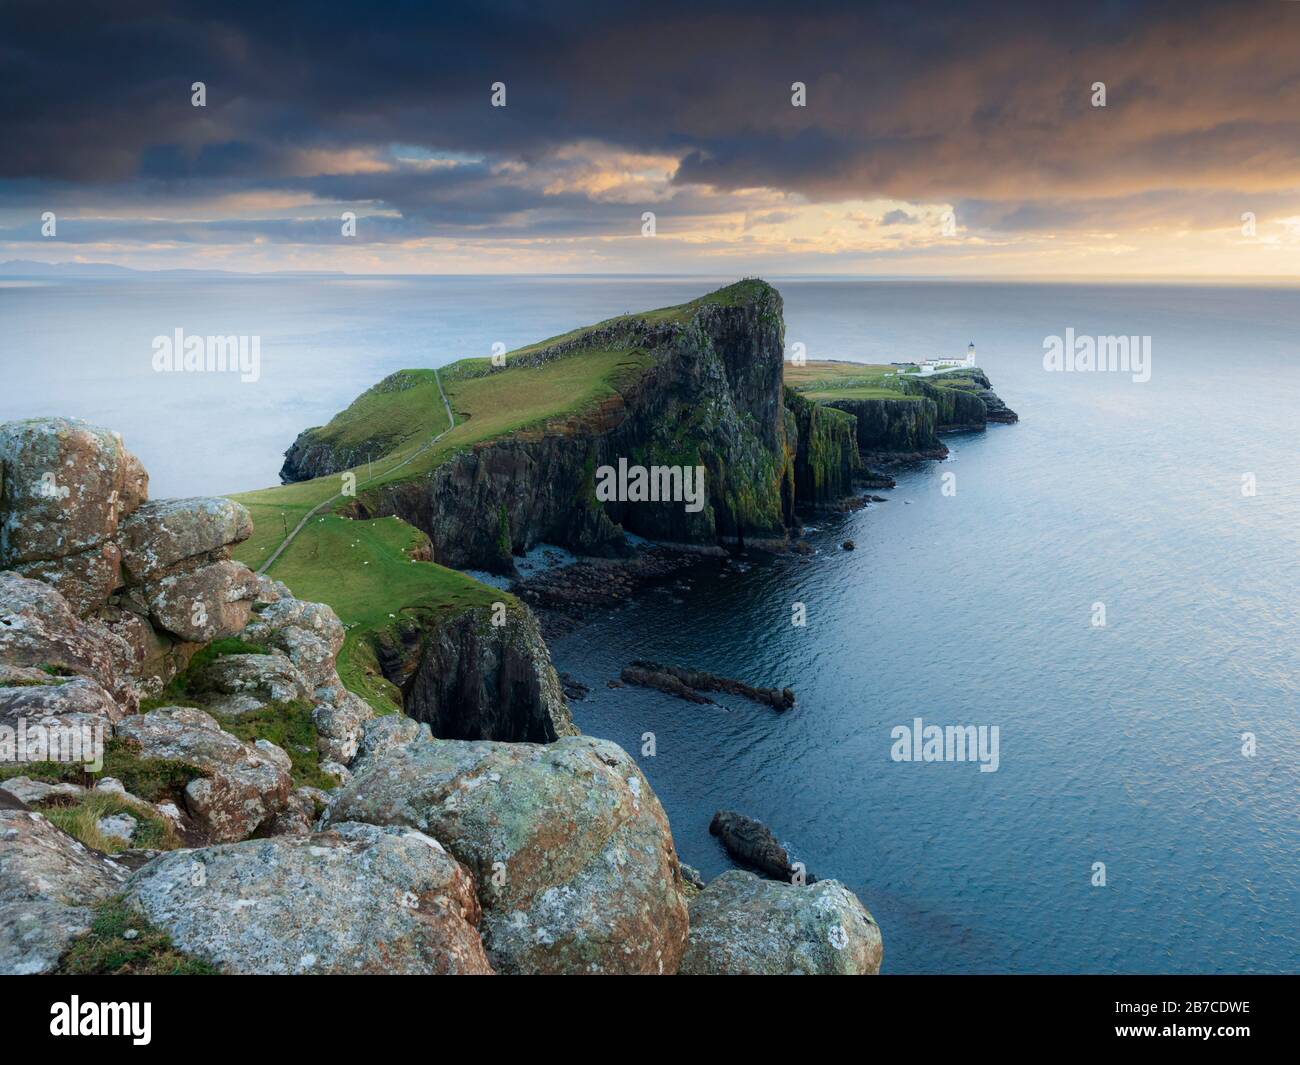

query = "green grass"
[
  {"left": 139, "top": 637, "right": 271, "bottom": 711},
  {"left": 227, "top": 346, "right": 654, "bottom": 714},
  {"left": 260, "top": 514, "right": 503, "bottom": 715},
  {"left": 222, "top": 281, "right": 779, "bottom": 714},
  {"left": 0, "top": 738, "right": 202, "bottom": 803},
  {"left": 57, "top": 897, "right": 219, "bottom": 975},
  {"left": 213, "top": 699, "right": 339, "bottom": 789},
  {"left": 784, "top": 360, "right": 896, "bottom": 390},
  {"left": 803, "top": 386, "right": 925, "bottom": 402},
  {"left": 38, "top": 790, "right": 181, "bottom": 853}
]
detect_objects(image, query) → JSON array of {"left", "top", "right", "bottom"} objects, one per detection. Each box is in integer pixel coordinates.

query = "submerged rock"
[
  {"left": 323, "top": 734, "right": 688, "bottom": 974},
  {"left": 709, "top": 809, "right": 799, "bottom": 882},
  {"left": 125, "top": 822, "right": 492, "bottom": 974},
  {"left": 622, "top": 660, "right": 794, "bottom": 711},
  {"left": 680, "top": 870, "right": 883, "bottom": 975}
]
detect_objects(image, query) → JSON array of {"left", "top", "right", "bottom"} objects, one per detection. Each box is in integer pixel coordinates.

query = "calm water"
[{"left": 3, "top": 276, "right": 1298, "bottom": 972}]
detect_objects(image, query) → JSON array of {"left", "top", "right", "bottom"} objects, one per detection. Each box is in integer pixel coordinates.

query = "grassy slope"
[
  {"left": 228, "top": 307, "right": 680, "bottom": 711},
  {"left": 787, "top": 360, "right": 977, "bottom": 403}
]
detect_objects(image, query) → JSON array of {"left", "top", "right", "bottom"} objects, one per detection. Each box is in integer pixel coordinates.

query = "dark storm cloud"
[{"left": 2, "top": 0, "right": 1297, "bottom": 241}]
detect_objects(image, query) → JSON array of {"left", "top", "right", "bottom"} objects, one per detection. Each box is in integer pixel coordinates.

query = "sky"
[{"left": 3, "top": 0, "right": 1300, "bottom": 277}]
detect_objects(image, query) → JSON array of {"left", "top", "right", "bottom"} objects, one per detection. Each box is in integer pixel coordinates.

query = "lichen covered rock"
[
  {"left": 0, "top": 800, "right": 130, "bottom": 974},
  {"left": 125, "top": 821, "right": 492, "bottom": 974},
  {"left": 324, "top": 734, "right": 688, "bottom": 974},
  {"left": 114, "top": 706, "right": 291, "bottom": 842},
  {"left": 680, "top": 870, "right": 883, "bottom": 975}
]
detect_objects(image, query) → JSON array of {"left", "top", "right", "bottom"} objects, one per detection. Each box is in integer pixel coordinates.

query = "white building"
[{"left": 919, "top": 342, "right": 976, "bottom": 375}]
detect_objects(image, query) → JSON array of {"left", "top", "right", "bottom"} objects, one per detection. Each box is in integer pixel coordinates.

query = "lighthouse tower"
[{"left": 965, "top": 341, "right": 976, "bottom": 367}]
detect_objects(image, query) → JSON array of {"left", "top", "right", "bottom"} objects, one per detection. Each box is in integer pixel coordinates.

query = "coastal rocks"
[
  {"left": 136, "top": 558, "right": 260, "bottom": 644},
  {"left": 0, "top": 572, "right": 139, "bottom": 713},
  {"left": 0, "top": 676, "right": 122, "bottom": 764},
  {"left": 0, "top": 801, "right": 130, "bottom": 974},
  {"left": 310, "top": 684, "right": 373, "bottom": 765},
  {"left": 115, "top": 707, "right": 292, "bottom": 843},
  {"left": 351, "top": 713, "right": 432, "bottom": 774},
  {"left": 124, "top": 822, "right": 492, "bottom": 974},
  {"left": 680, "top": 870, "right": 883, "bottom": 976},
  {"left": 783, "top": 387, "right": 860, "bottom": 506},
  {"left": 619, "top": 661, "right": 795, "bottom": 711},
  {"left": 242, "top": 596, "right": 345, "bottom": 688},
  {"left": 0, "top": 417, "right": 148, "bottom": 614},
  {"left": 709, "top": 810, "right": 799, "bottom": 882},
  {"left": 187, "top": 652, "right": 313, "bottom": 712},
  {"left": 117, "top": 497, "right": 254, "bottom": 583},
  {"left": 379, "top": 600, "right": 575, "bottom": 743},
  {"left": 323, "top": 735, "right": 689, "bottom": 975}
]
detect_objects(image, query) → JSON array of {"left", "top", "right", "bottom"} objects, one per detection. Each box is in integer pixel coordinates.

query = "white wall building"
[{"left": 918, "top": 342, "right": 976, "bottom": 375}]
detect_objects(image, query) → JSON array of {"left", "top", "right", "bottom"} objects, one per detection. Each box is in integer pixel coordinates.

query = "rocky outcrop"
[
  {"left": 0, "top": 418, "right": 262, "bottom": 686},
  {"left": 620, "top": 661, "right": 794, "bottom": 711},
  {"left": 374, "top": 601, "right": 575, "bottom": 742},
  {"left": 323, "top": 734, "right": 689, "bottom": 974},
  {"left": 783, "top": 388, "right": 859, "bottom": 505},
  {"left": 0, "top": 418, "right": 148, "bottom": 614},
  {"left": 242, "top": 595, "right": 345, "bottom": 689},
  {"left": 125, "top": 822, "right": 493, "bottom": 974},
  {"left": 820, "top": 370, "right": 1016, "bottom": 462},
  {"left": 0, "top": 799, "right": 130, "bottom": 974},
  {"left": 303, "top": 283, "right": 796, "bottom": 571},
  {"left": 115, "top": 707, "right": 292, "bottom": 843},
  {"left": 680, "top": 870, "right": 883, "bottom": 975},
  {"left": 709, "top": 809, "right": 799, "bottom": 881},
  {"left": 0, "top": 676, "right": 122, "bottom": 765},
  {"left": 0, "top": 572, "right": 141, "bottom": 713}
]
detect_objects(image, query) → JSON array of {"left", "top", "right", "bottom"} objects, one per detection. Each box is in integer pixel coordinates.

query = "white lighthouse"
[{"left": 965, "top": 341, "right": 976, "bottom": 367}]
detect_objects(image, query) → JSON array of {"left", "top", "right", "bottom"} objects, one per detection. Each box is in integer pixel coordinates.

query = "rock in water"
[
  {"left": 680, "top": 870, "right": 883, "bottom": 975},
  {"left": 125, "top": 822, "right": 492, "bottom": 974},
  {"left": 324, "top": 735, "right": 689, "bottom": 974},
  {"left": 709, "top": 809, "right": 797, "bottom": 881}
]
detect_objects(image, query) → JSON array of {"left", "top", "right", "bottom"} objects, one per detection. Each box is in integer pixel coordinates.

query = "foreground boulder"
[
  {"left": 0, "top": 676, "right": 121, "bottom": 766},
  {"left": 114, "top": 706, "right": 292, "bottom": 842},
  {"left": 0, "top": 800, "right": 130, "bottom": 974},
  {"left": 0, "top": 418, "right": 148, "bottom": 614},
  {"left": 324, "top": 735, "right": 688, "bottom": 974},
  {"left": 242, "top": 596, "right": 345, "bottom": 687},
  {"left": 0, "top": 572, "right": 139, "bottom": 713},
  {"left": 125, "top": 822, "right": 492, "bottom": 974},
  {"left": 680, "top": 870, "right": 883, "bottom": 975},
  {"left": 187, "top": 652, "right": 313, "bottom": 715}
]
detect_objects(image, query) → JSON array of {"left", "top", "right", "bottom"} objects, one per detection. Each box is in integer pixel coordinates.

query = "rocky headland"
[{"left": 1, "top": 281, "right": 1017, "bottom": 975}]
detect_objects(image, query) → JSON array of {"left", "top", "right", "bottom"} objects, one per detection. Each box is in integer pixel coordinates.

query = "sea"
[{"left": 2, "top": 273, "right": 1296, "bottom": 973}]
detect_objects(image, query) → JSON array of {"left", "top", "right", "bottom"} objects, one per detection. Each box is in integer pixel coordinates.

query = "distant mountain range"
[{"left": 0, "top": 260, "right": 346, "bottom": 279}]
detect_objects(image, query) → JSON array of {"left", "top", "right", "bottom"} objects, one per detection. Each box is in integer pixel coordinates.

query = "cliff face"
[
  {"left": 823, "top": 370, "right": 1017, "bottom": 459},
  {"left": 372, "top": 601, "right": 575, "bottom": 743},
  {"left": 824, "top": 395, "right": 943, "bottom": 457},
  {"left": 782, "top": 388, "right": 860, "bottom": 504},
  {"left": 336, "top": 282, "right": 807, "bottom": 571}
]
